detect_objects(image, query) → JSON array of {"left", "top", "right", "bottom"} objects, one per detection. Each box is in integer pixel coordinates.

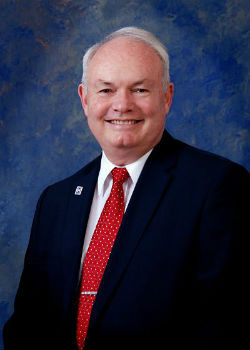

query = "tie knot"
[{"left": 111, "top": 167, "right": 129, "bottom": 184}]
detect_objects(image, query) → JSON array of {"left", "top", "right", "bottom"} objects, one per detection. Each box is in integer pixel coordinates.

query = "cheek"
[
  {"left": 88, "top": 100, "right": 110, "bottom": 120},
  {"left": 139, "top": 94, "right": 165, "bottom": 114},
  {"left": 139, "top": 100, "right": 165, "bottom": 120},
  {"left": 137, "top": 100, "right": 156, "bottom": 116}
]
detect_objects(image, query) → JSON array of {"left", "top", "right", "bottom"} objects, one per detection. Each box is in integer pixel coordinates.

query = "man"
[{"left": 3, "top": 27, "right": 249, "bottom": 349}]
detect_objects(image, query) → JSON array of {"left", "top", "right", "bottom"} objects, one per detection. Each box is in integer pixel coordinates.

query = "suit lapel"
[
  {"left": 59, "top": 157, "right": 101, "bottom": 314},
  {"left": 90, "top": 131, "right": 178, "bottom": 328}
]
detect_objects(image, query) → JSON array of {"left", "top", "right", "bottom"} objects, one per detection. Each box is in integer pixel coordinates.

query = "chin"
[
  {"left": 113, "top": 134, "right": 138, "bottom": 147},
  {"left": 110, "top": 142, "right": 135, "bottom": 150}
]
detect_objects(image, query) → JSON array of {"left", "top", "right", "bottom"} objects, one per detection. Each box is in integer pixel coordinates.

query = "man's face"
[{"left": 79, "top": 37, "right": 174, "bottom": 165}]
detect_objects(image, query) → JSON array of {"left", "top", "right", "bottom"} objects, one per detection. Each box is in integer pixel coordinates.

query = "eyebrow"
[
  {"left": 132, "top": 80, "right": 150, "bottom": 86},
  {"left": 131, "top": 80, "right": 154, "bottom": 89},
  {"left": 95, "top": 79, "right": 153, "bottom": 87},
  {"left": 95, "top": 80, "right": 113, "bottom": 86}
]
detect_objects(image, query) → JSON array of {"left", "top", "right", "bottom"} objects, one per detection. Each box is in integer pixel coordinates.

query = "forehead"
[{"left": 87, "top": 37, "right": 163, "bottom": 83}]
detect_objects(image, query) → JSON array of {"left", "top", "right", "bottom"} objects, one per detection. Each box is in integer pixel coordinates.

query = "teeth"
[{"left": 110, "top": 120, "right": 137, "bottom": 125}]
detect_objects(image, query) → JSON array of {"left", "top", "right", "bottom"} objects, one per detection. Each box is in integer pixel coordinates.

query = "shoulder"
[
  {"left": 172, "top": 137, "right": 250, "bottom": 191},
  {"left": 156, "top": 131, "right": 249, "bottom": 188},
  {"left": 173, "top": 135, "right": 249, "bottom": 176},
  {"left": 39, "top": 155, "right": 101, "bottom": 202}
]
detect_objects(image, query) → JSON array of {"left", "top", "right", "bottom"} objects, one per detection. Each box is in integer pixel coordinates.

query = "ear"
[
  {"left": 78, "top": 83, "right": 88, "bottom": 117},
  {"left": 164, "top": 82, "right": 174, "bottom": 115}
]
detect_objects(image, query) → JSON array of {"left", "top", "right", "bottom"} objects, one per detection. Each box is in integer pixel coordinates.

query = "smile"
[{"left": 107, "top": 120, "right": 141, "bottom": 125}]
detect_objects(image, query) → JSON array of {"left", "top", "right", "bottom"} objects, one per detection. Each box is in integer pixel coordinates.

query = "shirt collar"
[{"left": 97, "top": 149, "right": 153, "bottom": 197}]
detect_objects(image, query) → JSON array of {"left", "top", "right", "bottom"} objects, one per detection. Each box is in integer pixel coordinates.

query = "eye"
[
  {"left": 99, "top": 88, "right": 112, "bottom": 94},
  {"left": 134, "top": 88, "right": 148, "bottom": 93}
]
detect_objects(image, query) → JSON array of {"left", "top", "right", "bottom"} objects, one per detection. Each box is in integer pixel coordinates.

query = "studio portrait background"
[{"left": 0, "top": 0, "right": 249, "bottom": 347}]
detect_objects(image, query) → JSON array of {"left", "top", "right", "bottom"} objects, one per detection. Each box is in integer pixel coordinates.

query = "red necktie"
[{"left": 76, "top": 167, "right": 129, "bottom": 349}]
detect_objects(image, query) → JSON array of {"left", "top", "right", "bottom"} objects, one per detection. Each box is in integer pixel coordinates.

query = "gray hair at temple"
[{"left": 81, "top": 27, "right": 170, "bottom": 92}]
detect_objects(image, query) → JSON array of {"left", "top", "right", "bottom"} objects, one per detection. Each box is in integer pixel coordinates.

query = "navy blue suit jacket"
[{"left": 3, "top": 131, "right": 250, "bottom": 349}]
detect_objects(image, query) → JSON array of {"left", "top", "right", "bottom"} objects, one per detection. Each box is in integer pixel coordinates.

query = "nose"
[{"left": 112, "top": 90, "right": 133, "bottom": 114}]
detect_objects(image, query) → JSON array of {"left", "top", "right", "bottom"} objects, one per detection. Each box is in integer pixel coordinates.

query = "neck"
[{"left": 103, "top": 147, "right": 151, "bottom": 166}]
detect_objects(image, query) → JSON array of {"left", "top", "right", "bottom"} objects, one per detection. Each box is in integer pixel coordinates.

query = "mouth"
[{"left": 106, "top": 120, "right": 141, "bottom": 125}]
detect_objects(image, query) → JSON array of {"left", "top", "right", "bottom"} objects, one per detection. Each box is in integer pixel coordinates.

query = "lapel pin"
[{"left": 75, "top": 186, "right": 83, "bottom": 195}]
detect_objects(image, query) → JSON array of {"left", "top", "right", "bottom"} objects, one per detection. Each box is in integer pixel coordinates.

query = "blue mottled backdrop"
[{"left": 0, "top": 0, "right": 249, "bottom": 347}]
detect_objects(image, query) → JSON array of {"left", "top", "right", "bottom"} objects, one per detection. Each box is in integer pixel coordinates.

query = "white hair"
[{"left": 81, "top": 26, "right": 170, "bottom": 91}]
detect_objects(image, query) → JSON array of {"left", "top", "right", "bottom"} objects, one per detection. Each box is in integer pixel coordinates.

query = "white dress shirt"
[{"left": 81, "top": 149, "right": 153, "bottom": 263}]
